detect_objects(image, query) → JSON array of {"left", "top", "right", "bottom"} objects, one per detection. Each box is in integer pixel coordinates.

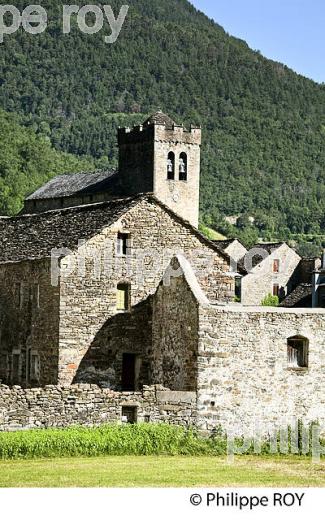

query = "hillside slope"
[
  {"left": 0, "top": 0, "right": 325, "bottom": 244},
  {"left": 0, "top": 110, "right": 94, "bottom": 215}
]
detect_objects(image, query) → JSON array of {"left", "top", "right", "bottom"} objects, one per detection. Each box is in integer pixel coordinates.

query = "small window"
[
  {"left": 117, "top": 233, "right": 130, "bottom": 256},
  {"left": 31, "top": 284, "right": 40, "bottom": 309},
  {"left": 121, "top": 406, "right": 137, "bottom": 424},
  {"left": 167, "top": 152, "right": 175, "bottom": 180},
  {"left": 14, "top": 283, "right": 23, "bottom": 309},
  {"left": 30, "top": 353, "right": 40, "bottom": 383},
  {"left": 287, "top": 337, "right": 309, "bottom": 369},
  {"left": 117, "top": 284, "right": 130, "bottom": 312},
  {"left": 179, "top": 152, "right": 188, "bottom": 181},
  {"left": 273, "top": 259, "right": 280, "bottom": 273},
  {"left": 235, "top": 277, "right": 242, "bottom": 302},
  {"left": 273, "top": 284, "right": 280, "bottom": 297},
  {"left": 12, "top": 352, "right": 21, "bottom": 385}
]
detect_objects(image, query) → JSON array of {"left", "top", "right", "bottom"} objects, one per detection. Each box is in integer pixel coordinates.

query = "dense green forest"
[
  {"left": 0, "top": 110, "right": 94, "bottom": 214},
  {"left": 0, "top": 0, "right": 325, "bottom": 254}
]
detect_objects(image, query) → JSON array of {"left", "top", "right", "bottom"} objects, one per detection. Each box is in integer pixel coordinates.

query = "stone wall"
[
  {"left": 0, "top": 385, "right": 196, "bottom": 431},
  {"left": 197, "top": 305, "right": 325, "bottom": 436},
  {"left": 241, "top": 243, "right": 301, "bottom": 305},
  {"left": 58, "top": 198, "right": 234, "bottom": 385},
  {"left": 74, "top": 298, "right": 153, "bottom": 389},
  {"left": 152, "top": 259, "right": 200, "bottom": 391},
  {"left": 0, "top": 259, "right": 60, "bottom": 387}
]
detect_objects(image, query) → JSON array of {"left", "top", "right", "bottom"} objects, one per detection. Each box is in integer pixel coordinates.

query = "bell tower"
[{"left": 117, "top": 111, "right": 201, "bottom": 228}]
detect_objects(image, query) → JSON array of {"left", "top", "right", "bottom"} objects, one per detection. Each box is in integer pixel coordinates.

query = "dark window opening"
[
  {"left": 273, "top": 284, "right": 280, "bottom": 297},
  {"left": 167, "top": 152, "right": 175, "bottom": 180},
  {"left": 179, "top": 152, "right": 188, "bottom": 181},
  {"left": 122, "top": 406, "right": 137, "bottom": 424},
  {"left": 14, "top": 283, "right": 22, "bottom": 308},
  {"left": 117, "top": 233, "right": 130, "bottom": 256},
  {"left": 117, "top": 284, "right": 130, "bottom": 312},
  {"left": 235, "top": 277, "right": 242, "bottom": 302},
  {"left": 287, "top": 337, "right": 309, "bottom": 369},
  {"left": 122, "top": 353, "right": 137, "bottom": 391}
]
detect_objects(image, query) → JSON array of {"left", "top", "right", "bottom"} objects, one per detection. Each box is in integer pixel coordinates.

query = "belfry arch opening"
[
  {"left": 179, "top": 152, "right": 188, "bottom": 181},
  {"left": 167, "top": 152, "right": 175, "bottom": 180}
]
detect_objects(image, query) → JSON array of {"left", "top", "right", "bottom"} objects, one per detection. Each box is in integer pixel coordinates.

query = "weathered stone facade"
[
  {"left": 0, "top": 384, "right": 196, "bottom": 431},
  {"left": 151, "top": 259, "right": 325, "bottom": 435},
  {"left": 241, "top": 243, "right": 301, "bottom": 305},
  {"left": 57, "top": 198, "right": 234, "bottom": 386},
  {"left": 0, "top": 259, "right": 59, "bottom": 387},
  {"left": 0, "top": 197, "right": 234, "bottom": 388},
  {"left": 197, "top": 305, "right": 325, "bottom": 435}
]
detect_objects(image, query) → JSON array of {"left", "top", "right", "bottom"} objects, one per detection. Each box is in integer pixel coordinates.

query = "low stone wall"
[{"left": 0, "top": 384, "right": 197, "bottom": 431}]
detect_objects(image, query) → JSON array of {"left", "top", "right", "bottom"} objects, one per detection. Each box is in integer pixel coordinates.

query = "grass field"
[{"left": 0, "top": 456, "right": 324, "bottom": 487}]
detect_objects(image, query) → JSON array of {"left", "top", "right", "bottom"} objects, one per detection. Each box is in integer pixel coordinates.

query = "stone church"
[{"left": 0, "top": 112, "right": 324, "bottom": 436}]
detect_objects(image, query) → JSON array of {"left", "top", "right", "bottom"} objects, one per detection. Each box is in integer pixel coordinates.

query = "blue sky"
[{"left": 191, "top": 0, "right": 324, "bottom": 83}]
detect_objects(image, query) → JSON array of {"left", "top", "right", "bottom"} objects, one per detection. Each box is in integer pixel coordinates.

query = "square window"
[
  {"left": 287, "top": 338, "right": 309, "bottom": 368},
  {"left": 117, "top": 233, "right": 130, "bottom": 256},
  {"left": 117, "top": 284, "right": 130, "bottom": 312},
  {"left": 122, "top": 406, "right": 137, "bottom": 424}
]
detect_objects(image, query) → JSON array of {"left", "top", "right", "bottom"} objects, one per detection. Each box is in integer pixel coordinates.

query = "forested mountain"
[
  {"left": 0, "top": 0, "right": 325, "bottom": 253},
  {"left": 0, "top": 110, "right": 94, "bottom": 215}
]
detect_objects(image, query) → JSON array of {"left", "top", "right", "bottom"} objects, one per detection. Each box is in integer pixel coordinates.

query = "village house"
[{"left": 0, "top": 112, "right": 324, "bottom": 436}]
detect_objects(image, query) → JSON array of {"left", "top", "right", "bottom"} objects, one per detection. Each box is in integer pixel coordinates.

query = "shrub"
[{"left": 261, "top": 294, "right": 279, "bottom": 307}]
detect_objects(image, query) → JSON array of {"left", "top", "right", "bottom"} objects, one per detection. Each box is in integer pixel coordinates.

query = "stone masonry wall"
[
  {"left": 0, "top": 385, "right": 196, "bottom": 431},
  {"left": 197, "top": 305, "right": 325, "bottom": 436},
  {"left": 153, "top": 125, "right": 201, "bottom": 228},
  {"left": 58, "top": 198, "right": 233, "bottom": 385},
  {"left": 0, "top": 259, "right": 60, "bottom": 387},
  {"left": 73, "top": 298, "right": 153, "bottom": 389},
  {"left": 152, "top": 269, "right": 199, "bottom": 391}
]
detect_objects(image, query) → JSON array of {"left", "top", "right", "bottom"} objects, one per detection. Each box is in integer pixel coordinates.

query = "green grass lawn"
[{"left": 0, "top": 456, "right": 324, "bottom": 487}]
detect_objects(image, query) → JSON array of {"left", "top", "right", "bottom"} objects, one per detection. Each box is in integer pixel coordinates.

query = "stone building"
[
  {"left": 239, "top": 242, "right": 301, "bottom": 306},
  {"left": 214, "top": 239, "right": 247, "bottom": 264},
  {"left": 0, "top": 111, "right": 324, "bottom": 436}
]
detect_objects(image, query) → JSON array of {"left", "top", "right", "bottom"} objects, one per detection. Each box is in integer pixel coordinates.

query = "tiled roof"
[
  {"left": 0, "top": 196, "right": 140, "bottom": 263},
  {"left": 26, "top": 169, "right": 117, "bottom": 201},
  {"left": 251, "top": 242, "right": 285, "bottom": 254},
  {"left": 213, "top": 239, "right": 235, "bottom": 249},
  {"left": 143, "top": 111, "right": 176, "bottom": 129},
  {"left": 280, "top": 284, "right": 313, "bottom": 308},
  {"left": 243, "top": 242, "right": 287, "bottom": 268},
  {"left": 0, "top": 195, "right": 241, "bottom": 269}
]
